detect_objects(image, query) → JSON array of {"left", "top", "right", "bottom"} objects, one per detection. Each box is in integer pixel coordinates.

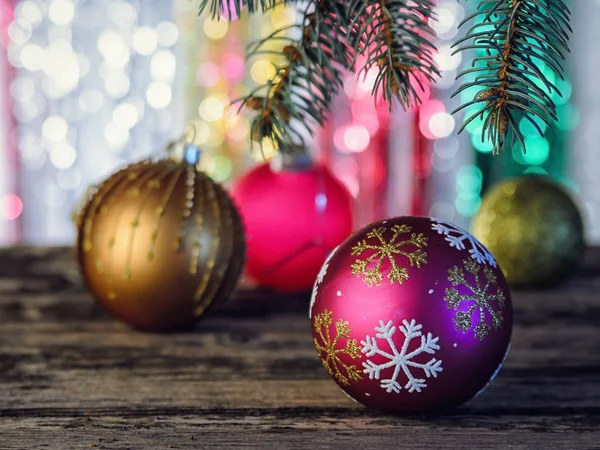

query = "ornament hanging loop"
[
  {"left": 166, "top": 124, "right": 202, "bottom": 168},
  {"left": 183, "top": 124, "right": 197, "bottom": 146},
  {"left": 270, "top": 146, "right": 313, "bottom": 172}
]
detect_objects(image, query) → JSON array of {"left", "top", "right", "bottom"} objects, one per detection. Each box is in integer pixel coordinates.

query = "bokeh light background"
[{"left": 0, "top": 0, "right": 597, "bottom": 246}]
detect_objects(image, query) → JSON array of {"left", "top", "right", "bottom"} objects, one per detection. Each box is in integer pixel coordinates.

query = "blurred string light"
[
  {"left": 324, "top": 5, "right": 457, "bottom": 226},
  {"left": 1, "top": 0, "right": 22, "bottom": 244},
  {"left": 325, "top": 52, "right": 395, "bottom": 226},
  {"left": 0, "top": 194, "right": 24, "bottom": 221},
  {"left": 6, "top": 0, "right": 181, "bottom": 244},
  {"left": 424, "top": 0, "right": 474, "bottom": 227},
  {"left": 175, "top": 0, "right": 293, "bottom": 183}
]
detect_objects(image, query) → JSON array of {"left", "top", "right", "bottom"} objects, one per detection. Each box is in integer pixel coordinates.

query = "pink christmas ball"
[
  {"left": 231, "top": 162, "right": 353, "bottom": 293},
  {"left": 310, "top": 216, "right": 512, "bottom": 414}
]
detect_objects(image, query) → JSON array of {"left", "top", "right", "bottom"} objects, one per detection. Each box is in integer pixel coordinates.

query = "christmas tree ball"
[
  {"left": 75, "top": 158, "right": 245, "bottom": 331},
  {"left": 472, "top": 176, "right": 585, "bottom": 288},
  {"left": 231, "top": 158, "right": 353, "bottom": 293},
  {"left": 310, "top": 216, "right": 512, "bottom": 414}
]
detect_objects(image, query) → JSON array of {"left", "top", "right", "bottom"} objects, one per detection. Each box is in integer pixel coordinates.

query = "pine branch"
[
  {"left": 452, "top": 0, "right": 572, "bottom": 154},
  {"left": 197, "top": 0, "right": 297, "bottom": 20},
  {"left": 348, "top": 0, "right": 439, "bottom": 109},
  {"left": 239, "top": 0, "right": 352, "bottom": 153}
]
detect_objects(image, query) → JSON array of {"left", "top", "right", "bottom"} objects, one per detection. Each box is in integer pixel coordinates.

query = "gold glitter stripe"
[
  {"left": 193, "top": 180, "right": 221, "bottom": 314},
  {"left": 147, "top": 167, "right": 184, "bottom": 261},
  {"left": 198, "top": 186, "right": 233, "bottom": 311},
  {"left": 189, "top": 177, "right": 205, "bottom": 275},
  {"left": 122, "top": 168, "right": 174, "bottom": 281},
  {"left": 82, "top": 163, "right": 141, "bottom": 253},
  {"left": 105, "top": 168, "right": 159, "bottom": 296},
  {"left": 175, "top": 165, "right": 197, "bottom": 251}
]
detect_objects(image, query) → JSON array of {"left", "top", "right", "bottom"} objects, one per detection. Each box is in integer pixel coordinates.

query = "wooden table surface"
[{"left": 1, "top": 247, "right": 599, "bottom": 449}]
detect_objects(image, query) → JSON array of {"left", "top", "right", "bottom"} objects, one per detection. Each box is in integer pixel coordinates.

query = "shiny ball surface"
[
  {"left": 472, "top": 176, "right": 585, "bottom": 288},
  {"left": 310, "top": 216, "right": 512, "bottom": 414},
  {"left": 75, "top": 159, "right": 245, "bottom": 331},
  {"left": 231, "top": 162, "right": 353, "bottom": 293}
]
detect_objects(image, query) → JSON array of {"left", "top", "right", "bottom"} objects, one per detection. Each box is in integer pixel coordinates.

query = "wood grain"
[{"left": 1, "top": 247, "right": 600, "bottom": 449}]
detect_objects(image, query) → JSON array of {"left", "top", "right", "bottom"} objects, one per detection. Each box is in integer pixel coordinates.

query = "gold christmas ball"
[
  {"left": 75, "top": 158, "right": 246, "bottom": 331},
  {"left": 471, "top": 176, "right": 585, "bottom": 288}
]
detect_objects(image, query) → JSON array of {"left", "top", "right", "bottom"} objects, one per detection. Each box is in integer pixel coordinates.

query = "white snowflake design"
[
  {"left": 431, "top": 219, "right": 497, "bottom": 267},
  {"left": 361, "top": 319, "right": 443, "bottom": 394},
  {"left": 309, "top": 246, "right": 339, "bottom": 318}
]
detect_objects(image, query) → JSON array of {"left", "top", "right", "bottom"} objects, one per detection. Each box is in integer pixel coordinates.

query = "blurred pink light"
[
  {"left": 338, "top": 175, "right": 359, "bottom": 198},
  {"left": 409, "top": 72, "right": 432, "bottom": 108},
  {"left": 1, "top": 194, "right": 23, "bottom": 221},
  {"left": 197, "top": 62, "right": 221, "bottom": 87},
  {"left": 355, "top": 69, "right": 377, "bottom": 97},
  {"left": 418, "top": 99, "right": 446, "bottom": 140},
  {"left": 333, "top": 125, "right": 349, "bottom": 152},
  {"left": 1, "top": 1, "right": 14, "bottom": 47},
  {"left": 351, "top": 103, "right": 380, "bottom": 135},
  {"left": 332, "top": 156, "right": 359, "bottom": 179},
  {"left": 344, "top": 125, "right": 370, "bottom": 153},
  {"left": 222, "top": 54, "right": 245, "bottom": 83}
]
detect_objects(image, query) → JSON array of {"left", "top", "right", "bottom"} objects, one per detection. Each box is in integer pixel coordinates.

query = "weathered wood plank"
[
  {"left": 0, "top": 416, "right": 599, "bottom": 450},
  {"left": 1, "top": 247, "right": 600, "bottom": 449}
]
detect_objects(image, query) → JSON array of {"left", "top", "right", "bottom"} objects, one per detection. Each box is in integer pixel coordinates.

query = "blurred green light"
[
  {"left": 552, "top": 79, "right": 572, "bottom": 106},
  {"left": 457, "top": 165, "right": 483, "bottom": 194},
  {"left": 526, "top": 66, "right": 556, "bottom": 96},
  {"left": 519, "top": 115, "right": 547, "bottom": 138},
  {"left": 473, "top": 15, "right": 496, "bottom": 30},
  {"left": 521, "top": 137, "right": 550, "bottom": 166},
  {"left": 460, "top": 87, "right": 486, "bottom": 109},
  {"left": 523, "top": 166, "right": 548, "bottom": 175},
  {"left": 471, "top": 133, "right": 493, "bottom": 153},
  {"left": 541, "top": 63, "right": 556, "bottom": 82},
  {"left": 464, "top": 109, "right": 485, "bottom": 134},
  {"left": 511, "top": 142, "right": 527, "bottom": 165},
  {"left": 556, "top": 104, "right": 579, "bottom": 131},
  {"left": 207, "top": 155, "right": 233, "bottom": 182},
  {"left": 455, "top": 194, "right": 481, "bottom": 218}
]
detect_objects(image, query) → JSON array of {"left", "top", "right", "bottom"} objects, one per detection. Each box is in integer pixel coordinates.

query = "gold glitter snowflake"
[
  {"left": 350, "top": 224, "right": 428, "bottom": 287},
  {"left": 445, "top": 259, "right": 506, "bottom": 341},
  {"left": 313, "top": 309, "right": 362, "bottom": 386}
]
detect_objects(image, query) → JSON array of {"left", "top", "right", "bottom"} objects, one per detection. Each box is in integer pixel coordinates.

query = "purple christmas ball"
[{"left": 310, "top": 216, "right": 512, "bottom": 414}]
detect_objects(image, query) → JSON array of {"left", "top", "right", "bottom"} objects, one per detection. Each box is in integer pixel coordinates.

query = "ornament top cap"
[
  {"left": 270, "top": 151, "right": 314, "bottom": 173},
  {"left": 166, "top": 125, "right": 202, "bottom": 167}
]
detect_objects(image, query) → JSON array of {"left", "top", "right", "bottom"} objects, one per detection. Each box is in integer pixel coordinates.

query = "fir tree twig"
[
  {"left": 349, "top": 0, "right": 439, "bottom": 109},
  {"left": 452, "top": 0, "right": 572, "bottom": 154},
  {"left": 238, "top": 0, "right": 351, "bottom": 153}
]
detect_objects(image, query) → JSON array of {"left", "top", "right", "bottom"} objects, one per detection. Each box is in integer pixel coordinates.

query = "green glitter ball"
[{"left": 471, "top": 176, "right": 585, "bottom": 288}]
